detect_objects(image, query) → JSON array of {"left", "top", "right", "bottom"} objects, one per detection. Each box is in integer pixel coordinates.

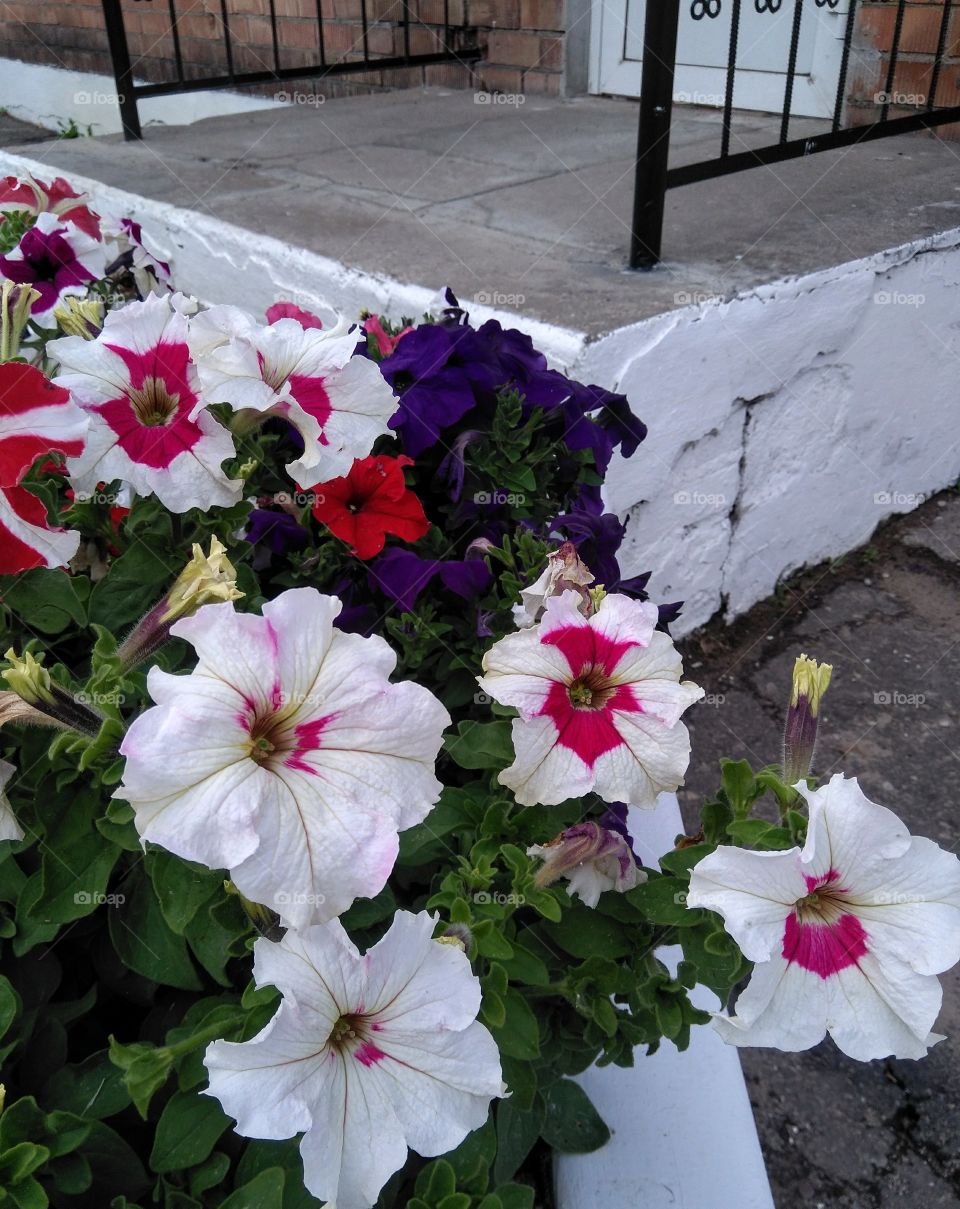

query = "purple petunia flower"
[
  {"left": 370, "top": 547, "right": 493, "bottom": 613},
  {"left": 598, "top": 802, "right": 642, "bottom": 867}
]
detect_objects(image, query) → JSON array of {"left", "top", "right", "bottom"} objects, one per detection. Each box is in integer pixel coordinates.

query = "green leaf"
[
  {"left": 1, "top": 569, "right": 87, "bottom": 634},
  {"left": 541, "top": 906, "right": 631, "bottom": 959},
  {"left": 720, "top": 758, "right": 761, "bottom": 818},
  {"left": 492, "top": 1185, "right": 535, "bottom": 1209},
  {"left": 81, "top": 1121, "right": 149, "bottom": 1197},
  {"left": 44, "top": 1050, "right": 131, "bottom": 1120},
  {"left": 149, "top": 852, "right": 219, "bottom": 935},
  {"left": 499, "top": 944, "right": 550, "bottom": 987},
  {"left": 540, "top": 1079, "right": 610, "bottom": 1153},
  {"left": 219, "top": 1169, "right": 286, "bottom": 1209},
  {"left": 491, "top": 990, "right": 540, "bottom": 1060},
  {"left": 444, "top": 721, "right": 514, "bottom": 771},
  {"left": 658, "top": 843, "right": 715, "bottom": 879},
  {"left": 234, "top": 1140, "right": 323, "bottom": 1209},
  {"left": 109, "top": 871, "right": 202, "bottom": 991},
  {"left": 88, "top": 542, "right": 173, "bottom": 631},
  {"left": 493, "top": 1098, "right": 543, "bottom": 1185},
  {"left": 189, "top": 1150, "right": 230, "bottom": 1196},
  {"left": 626, "top": 874, "right": 701, "bottom": 926},
  {"left": 499, "top": 1057, "right": 537, "bottom": 1112},
  {"left": 149, "top": 1090, "right": 230, "bottom": 1174},
  {"left": 108, "top": 1038, "right": 174, "bottom": 1119},
  {"left": 415, "top": 1157, "right": 456, "bottom": 1200}
]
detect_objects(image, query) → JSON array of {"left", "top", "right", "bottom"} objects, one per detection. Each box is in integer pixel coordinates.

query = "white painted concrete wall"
[
  {"left": 592, "top": 234, "right": 960, "bottom": 631},
  {"left": 0, "top": 59, "right": 281, "bottom": 137},
  {"left": 2, "top": 149, "right": 957, "bottom": 637}
]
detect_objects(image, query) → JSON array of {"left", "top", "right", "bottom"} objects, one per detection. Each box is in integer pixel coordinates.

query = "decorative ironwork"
[
  {"left": 691, "top": 0, "right": 722, "bottom": 19},
  {"left": 100, "top": 0, "right": 482, "bottom": 140},
  {"left": 631, "top": 0, "right": 960, "bottom": 267}
]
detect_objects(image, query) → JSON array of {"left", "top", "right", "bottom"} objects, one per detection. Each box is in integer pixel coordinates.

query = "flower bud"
[
  {"left": 0, "top": 280, "right": 41, "bottom": 362},
  {"left": 2, "top": 651, "right": 103, "bottom": 736},
  {"left": 783, "top": 653, "right": 833, "bottom": 785},
  {"left": 527, "top": 819, "right": 645, "bottom": 909},
  {"left": 53, "top": 296, "right": 103, "bottom": 340},
  {"left": 119, "top": 537, "right": 243, "bottom": 668},
  {"left": 513, "top": 541, "right": 595, "bottom": 628},
  {"left": 438, "top": 922, "right": 472, "bottom": 952},
  {"left": 160, "top": 536, "right": 243, "bottom": 623}
]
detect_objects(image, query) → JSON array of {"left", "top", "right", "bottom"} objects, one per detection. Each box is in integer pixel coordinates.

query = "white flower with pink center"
[
  {"left": 477, "top": 591, "right": 703, "bottom": 807},
  {"left": 687, "top": 774, "right": 960, "bottom": 1060},
  {"left": 189, "top": 304, "right": 398, "bottom": 487},
  {"left": 50, "top": 293, "right": 241, "bottom": 513},
  {"left": 116, "top": 587, "right": 450, "bottom": 928},
  {"left": 204, "top": 911, "right": 504, "bottom": 1209}
]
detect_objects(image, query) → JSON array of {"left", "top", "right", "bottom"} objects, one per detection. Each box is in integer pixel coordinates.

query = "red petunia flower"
[{"left": 311, "top": 454, "right": 429, "bottom": 559}]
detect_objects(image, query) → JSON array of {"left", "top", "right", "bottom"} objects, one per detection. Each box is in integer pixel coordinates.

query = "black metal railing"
[
  {"left": 631, "top": 0, "right": 960, "bottom": 267},
  {"left": 101, "top": 0, "right": 482, "bottom": 140}
]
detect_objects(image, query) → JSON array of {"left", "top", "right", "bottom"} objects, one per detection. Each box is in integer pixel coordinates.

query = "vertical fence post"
[
  {"left": 629, "top": 0, "right": 682, "bottom": 269},
  {"left": 101, "top": 0, "right": 142, "bottom": 140}
]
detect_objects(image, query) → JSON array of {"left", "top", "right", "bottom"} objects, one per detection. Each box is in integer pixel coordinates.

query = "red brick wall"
[
  {"left": 0, "top": 0, "right": 566, "bottom": 102},
  {"left": 847, "top": 0, "right": 960, "bottom": 128}
]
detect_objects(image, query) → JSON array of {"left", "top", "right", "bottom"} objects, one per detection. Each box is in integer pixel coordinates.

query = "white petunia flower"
[
  {"left": 116, "top": 587, "right": 450, "bottom": 928},
  {"left": 0, "top": 760, "right": 22, "bottom": 842},
  {"left": 204, "top": 911, "right": 505, "bottom": 1209},
  {"left": 478, "top": 590, "right": 703, "bottom": 807},
  {"left": 687, "top": 773, "right": 960, "bottom": 1060},
  {"left": 189, "top": 304, "right": 398, "bottom": 487},
  {"left": 50, "top": 293, "right": 241, "bottom": 513}
]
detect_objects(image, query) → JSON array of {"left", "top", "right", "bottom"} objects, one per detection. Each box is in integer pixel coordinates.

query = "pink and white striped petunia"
[
  {"left": 0, "top": 361, "right": 87, "bottom": 573},
  {"left": 50, "top": 293, "right": 241, "bottom": 513},
  {"left": 687, "top": 774, "right": 960, "bottom": 1060},
  {"left": 189, "top": 304, "right": 398, "bottom": 487},
  {"left": 116, "top": 587, "right": 450, "bottom": 929},
  {"left": 0, "top": 172, "right": 102, "bottom": 240},
  {"left": 477, "top": 590, "right": 703, "bottom": 807},
  {"left": 0, "top": 212, "right": 105, "bottom": 325},
  {"left": 204, "top": 911, "right": 504, "bottom": 1209}
]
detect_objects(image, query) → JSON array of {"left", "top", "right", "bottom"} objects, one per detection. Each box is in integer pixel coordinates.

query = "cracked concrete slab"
[
  {"left": 679, "top": 491, "right": 960, "bottom": 1209},
  {"left": 7, "top": 89, "right": 960, "bottom": 332}
]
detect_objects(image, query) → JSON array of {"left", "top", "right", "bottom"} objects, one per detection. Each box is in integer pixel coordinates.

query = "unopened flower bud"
[
  {"left": 438, "top": 922, "right": 472, "bottom": 951},
  {"left": 53, "top": 296, "right": 103, "bottom": 340},
  {"left": 0, "top": 280, "right": 41, "bottom": 362},
  {"left": 2, "top": 651, "right": 103, "bottom": 736},
  {"left": 513, "top": 541, "right": 595, "bottom": 628},
  {"left": 223, "top": 880, "right": 283, "bottom": 941},
  {"left": 528, "top": 819, "right": 644, "bottom": 909},
  {"left": 783, "top": 653, "right": 833, "bottom": 785},
  {"left": 160, "top": 536, "right": 242, "bottom": 623},
  {"left": 119, "top": 537, "right": 243, "bottom": 668}
]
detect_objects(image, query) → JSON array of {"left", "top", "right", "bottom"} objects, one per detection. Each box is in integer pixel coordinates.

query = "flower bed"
[{"left": 0, "top": 171, "right": 958, "bottom": 1209}]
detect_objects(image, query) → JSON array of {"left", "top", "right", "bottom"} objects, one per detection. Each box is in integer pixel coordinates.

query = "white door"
[{"left": 590, "top": 0, "right": 849, "bottom": 119}]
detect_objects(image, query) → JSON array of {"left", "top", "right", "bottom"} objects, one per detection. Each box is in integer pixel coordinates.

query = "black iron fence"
[
  {"left": 631, "top": 0, "right": 960, "bottom": 268},
  {"left": 101, "top": 0, "right": 482, "bottom": 140}
]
